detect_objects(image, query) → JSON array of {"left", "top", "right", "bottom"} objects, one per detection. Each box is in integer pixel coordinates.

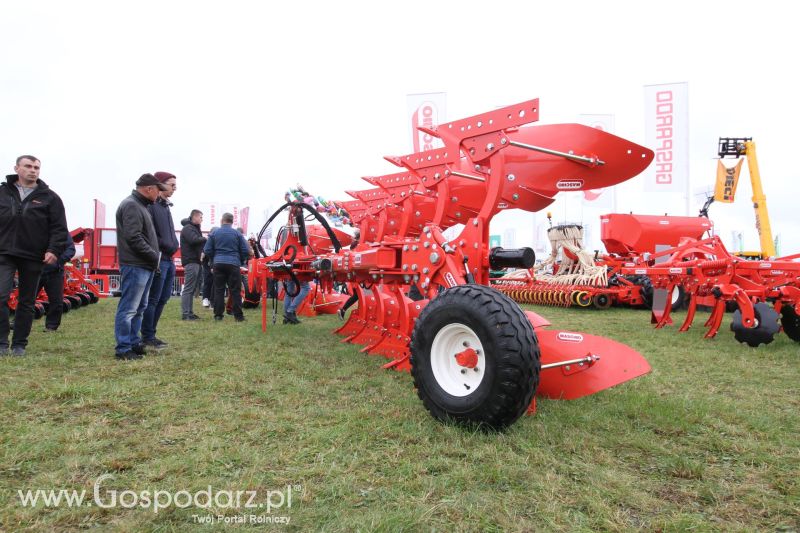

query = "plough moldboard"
[{"left": 249, "top": 98, "right": 655, "bottom": 429}]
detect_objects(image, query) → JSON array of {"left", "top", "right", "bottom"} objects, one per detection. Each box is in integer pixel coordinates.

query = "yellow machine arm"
[{"left": 716, "top": 137, "right": 776, "bottom": 258}]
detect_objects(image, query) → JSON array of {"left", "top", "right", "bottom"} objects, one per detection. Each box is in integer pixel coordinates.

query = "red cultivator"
[
  {"left": 249, "top": 98, "right": 655, "bottom": 429},
  {"left": 620, "top": 236, "right": 800, "bottom": 346}
]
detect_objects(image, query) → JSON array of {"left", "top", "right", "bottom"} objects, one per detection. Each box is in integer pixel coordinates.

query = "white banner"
[
  {"left": 578, "top": 114, "right": 616, "bottom": 209},
  {"left": 644, "top": 82, "right": 689, "bottom": 193},
  {"left": 198, "top": 203, "right": 247, "bottom": 232},
  {"left": 407, "top": 92, "right": 447, "bottom": 153}
]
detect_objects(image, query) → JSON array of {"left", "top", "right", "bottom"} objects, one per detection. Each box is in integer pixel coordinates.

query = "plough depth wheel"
[
  {"left": 731, "top": 302, "right": 781, "bottom": 347},
  {"left": 410, "top": 285, "right": 540, "bottom": 430}
]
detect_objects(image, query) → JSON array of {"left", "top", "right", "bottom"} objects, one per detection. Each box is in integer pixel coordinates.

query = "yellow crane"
[{"left": 710, "top": 137, "right": 776, "bottom": 259}]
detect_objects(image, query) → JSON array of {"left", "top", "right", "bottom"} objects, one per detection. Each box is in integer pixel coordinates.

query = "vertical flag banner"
[
  {"left": 240, "top": 207, "right": 250, "bottom": 234},
  {"left": 93, "top": 199, "right": 106, "bottom": 228},
  {"left": 578, "top": 114, "right": 616, "bottom": 209},
  {"left": 713, "top": 159, "right": 744, "bottom": 203},
  {"left": 644, "top": 82, "right": 689, "bottom": 193},
  {"left": 199, "top": 202, "right": 218, "bottom": 231},
  {"left": 407, "top": 93, "right": 447, "bottom": 153}
]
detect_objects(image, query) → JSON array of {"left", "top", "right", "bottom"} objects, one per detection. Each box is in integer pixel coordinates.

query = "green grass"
[{"left": 1, "top": 297, "right": 798, "bottom": 532}]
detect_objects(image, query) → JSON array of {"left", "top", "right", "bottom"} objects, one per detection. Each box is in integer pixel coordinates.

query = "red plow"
[{"left": 248, "top": 98, "right": 655, "bottom": 429}]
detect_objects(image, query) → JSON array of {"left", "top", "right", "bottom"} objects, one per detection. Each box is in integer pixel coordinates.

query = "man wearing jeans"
[
  {"left": 141, "top": 171, "right": 178, "bottom": 350},
  {"left": 203, "top": 213, "right": 249, "bottom": 322},
  {"left": 179, "top": 209, "right": 206, "bottom": 320},
  {"left": 283, "top": 281, "right": 310, "bottom": 325},
  {"left": 0, "top": 155, "right": 69, "bottom": 356},
  {"left": 113, "top": 174, "right": 165, "bottom": 360}
]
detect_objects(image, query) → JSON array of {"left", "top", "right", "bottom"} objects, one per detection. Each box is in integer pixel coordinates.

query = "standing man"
[
  {"left": 179, "top": 209, "right": 206, "bottom": 320},
  {"left": 141, "top": 171, "right": 178, "bottom": 350},
  {"left": 0, "top": 155, "right": 69, "bottom": 356},
  {"left": 114, "top": 173, "right": 165, "bottom": 360},
  {"left": 38, "top": 234, "right": 76, "bottom": 332},
  {"left": 203, "top": 212, "right": 249, "bottom": 322}
]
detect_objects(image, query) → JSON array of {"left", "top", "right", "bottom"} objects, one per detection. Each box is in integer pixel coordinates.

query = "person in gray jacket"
[
  {"left": 113, "top": 174, "right": 166, "bottom": 360},
  {"left": 179, "top": 209, "right": 206, "bottom": 320}
]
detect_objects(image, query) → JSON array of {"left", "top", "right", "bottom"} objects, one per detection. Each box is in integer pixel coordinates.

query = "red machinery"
[
  {"left": 619, "top": 235, "right": 800, "bottom": 346},
  {"left": 494, "top": 213, "right": 712, "bottom": 310},
  {"left": 248, "top": 98, "right": 655, "bottom": 429}
]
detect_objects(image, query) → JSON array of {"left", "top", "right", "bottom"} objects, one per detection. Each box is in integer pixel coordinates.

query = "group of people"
[
  {"left": 113, "top": 173, "right": 253, "bottom": 360},
  {"left": 0, "top": 155, "right": 259, "bottom": 360}
]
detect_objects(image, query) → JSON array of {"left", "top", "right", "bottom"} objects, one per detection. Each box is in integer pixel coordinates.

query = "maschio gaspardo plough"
[{"left": 249, "top": 99, "right": 655, "bottom": 429}]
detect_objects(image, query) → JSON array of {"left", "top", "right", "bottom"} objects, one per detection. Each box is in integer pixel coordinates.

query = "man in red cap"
[{"left": 141, "top": 171, "right": 178, "bottom": 350}]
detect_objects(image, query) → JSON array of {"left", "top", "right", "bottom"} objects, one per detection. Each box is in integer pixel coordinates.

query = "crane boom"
[{"left": 716, "top": 137, "right": 776, "bottom": 258}]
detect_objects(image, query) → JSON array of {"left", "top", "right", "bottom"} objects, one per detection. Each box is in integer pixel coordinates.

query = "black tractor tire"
[
  {"left": 731, "top": 302, "right": 781, "bottom": 347},
  {"left": 410, "top": 284, "right": 540, "bottom": 431},
  {"left": 66, "top": 295, "right": 82, "bottom": 309},
  {"left": 780, "top": 306, "right": 800, "bottom": 342},
  {"left": 61, "top": 298, "right": 71, "bottom": 313},
  {"left": 638, "top": 276, "right": 654, "bottom": 309},
  {"left": 592, "top": 292, "right": 612, "bottom": 310},
  {"left": 88, "top": 292, "right": 99, "bottom": 304},
  {"left": 638, "top": 276, "right": 685, "bottom": 312},
  {"left": 76, "top": 292, "right": 91, "bottom": 306},
  {"left": 242, "top": 279, "right": 261, "bottom": 309},
  {"left": 33, "top": 303, "right": 45, "bottom": 319}
]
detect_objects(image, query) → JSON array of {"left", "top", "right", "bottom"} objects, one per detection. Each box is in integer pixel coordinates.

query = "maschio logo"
[
  {"left": 557, "top": 332, "right": 583, "bottom": 343},
  {"left": 412, "top": 102, "right": 437, "bottom": 153},
  {"left": 556, "top": 179, "right": 584, "bottom": 190}
]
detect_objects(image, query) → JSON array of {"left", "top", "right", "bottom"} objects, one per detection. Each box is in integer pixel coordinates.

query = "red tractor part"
[
  {"left": 620, "top": 236, "right": 800, "bottom": 346},
  {"left": 249, "top": 98, "right": 655, "bottom": 429},
  {"left": 601, "top": 213, "right": 712, "bottom": 255}
]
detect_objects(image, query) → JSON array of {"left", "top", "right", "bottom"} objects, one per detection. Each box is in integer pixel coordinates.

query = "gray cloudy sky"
[{"left": 2, "top": 1, "right": 798, "bottom": 254}]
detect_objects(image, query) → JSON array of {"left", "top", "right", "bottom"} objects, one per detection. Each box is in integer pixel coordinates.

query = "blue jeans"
[
  {"left": 284, "top": 281, "right": 310, "bottom": 314},
  {"left": 114, "top": 265, "right": 155, "bottom": 354},
  {"left": 141, "top": 259, "right": 175, "bottom": 342}
]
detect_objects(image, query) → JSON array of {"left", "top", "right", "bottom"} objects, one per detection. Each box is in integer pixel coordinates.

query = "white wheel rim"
[{"left": 430, "top": 323, "right": 485, "bottom": 397}]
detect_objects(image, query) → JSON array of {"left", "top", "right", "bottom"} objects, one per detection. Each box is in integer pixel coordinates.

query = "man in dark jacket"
[
  {"left": 179, "top": 209, "right": 206, "bottom": 320},
  {"left": 113, "top": 173, "right": 165, "bottom": 360},
  {"left": 0, "top": 155, "right": 69, "bottom": 356},
  {"left": 38, "top": 235, "right": 76, "bottom": 332},
  {"left": 141, "top": 171, "right": 178, "bottom": 350},
  {"left": 203, "top": 212, "right": 249, "bottom": 322}
]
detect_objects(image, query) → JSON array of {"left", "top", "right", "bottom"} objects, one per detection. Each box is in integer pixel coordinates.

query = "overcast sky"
[{"left": 3, "top": 1, "right": 798, "bottom": 255}]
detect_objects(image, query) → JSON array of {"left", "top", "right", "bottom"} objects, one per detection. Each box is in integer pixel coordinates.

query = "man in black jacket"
[
  {"left": 0, "top": 155, "right": 69, "bottom": 356},
  {"left": 38, "top": 235, "right": 76, "bottom": 332},
  {"left": 113, "top": 173, "right": 165, "bottom": 360},
  {"left": 141, "top": 171, "right": 178, "bottom": 350},
  {"left": 179, "top": 209, "right": 206, "bottom": 320}
]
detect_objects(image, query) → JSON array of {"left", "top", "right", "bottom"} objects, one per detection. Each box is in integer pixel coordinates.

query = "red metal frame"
[
  {"left": 248, "top": 98, "right": 657, "bottom": 418},
  {"left": 619, "top": 236, "right": 800, "bottom": 341}
]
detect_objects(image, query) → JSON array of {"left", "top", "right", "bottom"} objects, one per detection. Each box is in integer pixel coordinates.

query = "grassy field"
[{"left": 0, "top": 296, "right": 798, "bottom": 532}]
